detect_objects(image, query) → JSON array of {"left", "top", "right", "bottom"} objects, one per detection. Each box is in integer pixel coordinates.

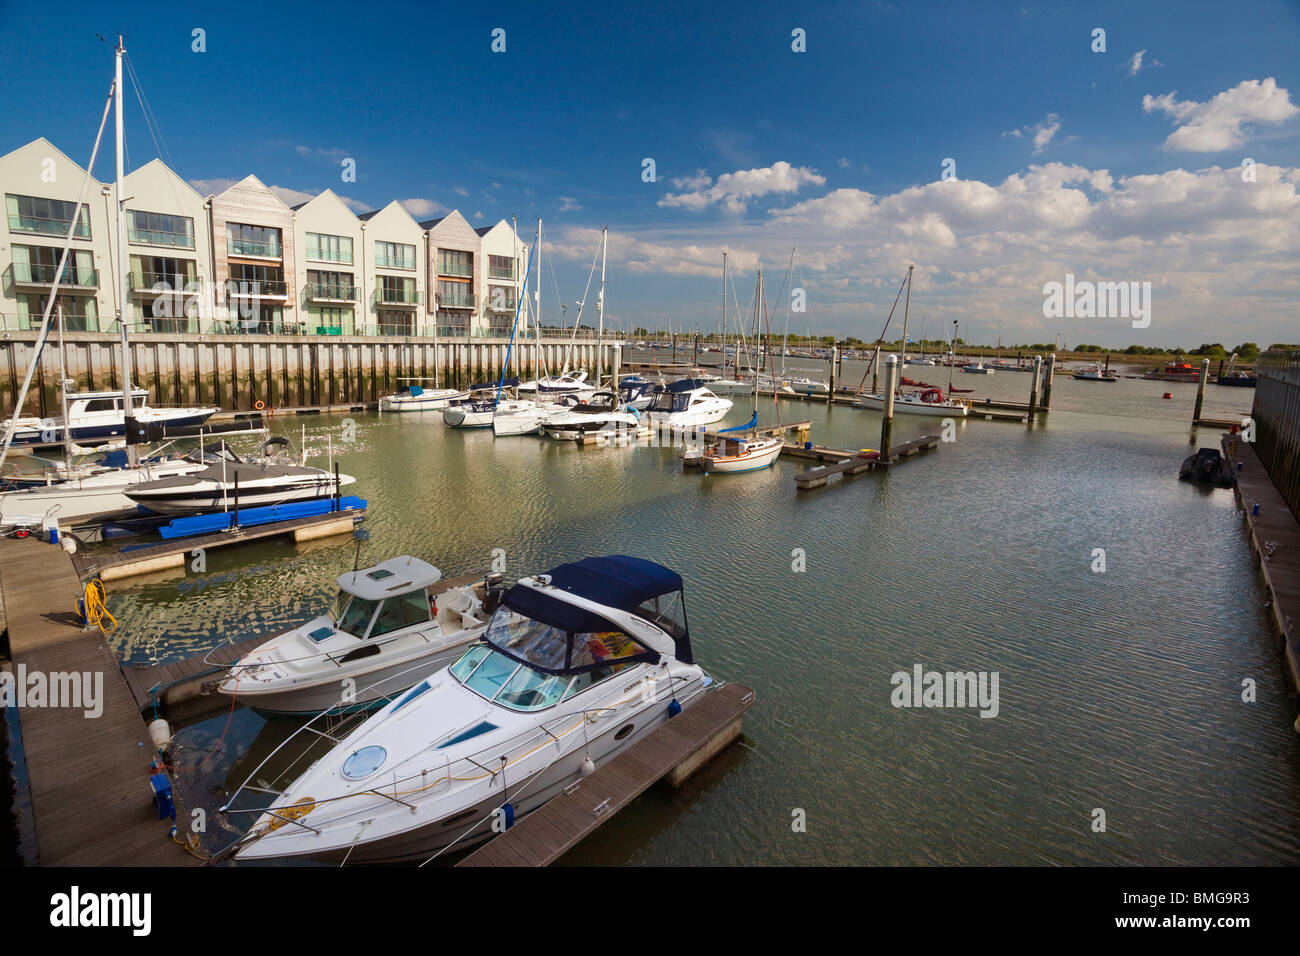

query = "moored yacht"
[
  {"left": 1, "top": 388, "right": 217, "bottom": 446},
  {"left": 379, "top": 384, "right": 470, "bottom": 412},
  {"left": 644, "top": 379, "right": 733, "bottom": 427},
  {"left": 540, "top": 390, "right": 641, "bottom": 440},
  {"left": 217, "top": 557, "right": 489, "bottom": 716},
  {"left": 855, "top": 386, "right": 969, "bottom": 417},
  {"left": 225, "top": 555, "right": 712, "bottom": 863}
]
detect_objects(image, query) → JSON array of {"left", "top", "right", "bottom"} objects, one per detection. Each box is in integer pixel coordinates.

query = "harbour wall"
[{"left": 0, "top": 332, "right": 622, "bottom": 417}]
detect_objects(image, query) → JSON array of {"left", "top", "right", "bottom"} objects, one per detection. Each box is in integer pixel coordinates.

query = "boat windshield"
[
  {"left": 334, "top": 593, "right": 380, "bottom": 638},
  {"left": 450, "top": 643, "right": 571, "bottom": 712},
  {"left": 650, "top": 391, "right": 693, "bottom": 413}
]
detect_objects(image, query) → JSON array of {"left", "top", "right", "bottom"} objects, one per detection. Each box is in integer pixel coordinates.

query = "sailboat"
[
  {"left": 700, "top": 272, "right": 783, "bottom": 473},
  {"left": 378, "top": 379, "right": 469, "bottom": 412}
]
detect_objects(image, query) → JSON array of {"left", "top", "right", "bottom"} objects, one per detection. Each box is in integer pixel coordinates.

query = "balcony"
[
  {"left": 488, "top": 266, "right": 515, "bottom": 280},
  {"left": 374, "top": 253, "right": 416, "bottom": 270},
  {"left": 129, "top": 272, "right": 198, "bottom": 295},
  {"left": 128, "top": 226, "right": 194, "bottom": 249},
  {"left": 437, "top": 291, "right": 476, "bottom": 309},
  {"left": 486, "top": 296, "right": 516, "bottom": 312},
  {"left": 227, "top": 237, "right": 282, "bottom": 258},
  {"left": 11, "top": 262, "right": 98, "bottom": 289},
  {"left": 8, "top": 213, "right": 90, "bottom": 239},
  {"left": 305, "top": 248, "right": 353, "bottom": 265},
  {"left": 226, "top": 278, "right": 288, "bottom": 298},
  {"left": 373, "top": 285, "right": 420, "bottom": 307},
  {"left": 304, "top": 282, "right": 357, "bottom": 303},
  {"left": 438, "top": 260, "right": 473, "bottom": 278}
]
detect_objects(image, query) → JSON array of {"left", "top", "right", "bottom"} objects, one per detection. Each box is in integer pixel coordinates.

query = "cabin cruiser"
[
  {"left": 217, "top": 557, "right": 489, "bottom": 716},
  {"left": 125, "top": 436, "right": 354, "bottom": 514},
  {"left": 1072, "top": 363, "right": 1118, "bottom": 382},
  {"left": 491, "top": 398, "right": 553, "bottom": 437},
  {"left": 854, "top": 387, "right": 969, "bottom": 417},
  {"left": 442, "top": 381, "right": 528, "bottom": 429},
  {"left": 0, "top": 441, "right": 245, "bottom": 528},
  {"left": 786, "top": 376, "right": 830, "bottom": 395},
  {"left": 516, "top": 371, "right": 597, "bottom": 399},
  {"left": 540, "top": 390, "right": 641, "bottom": 440},
  {"left": 225, "top": 555, "right": 711, "bottom": 863},
  {"left": 644, "top": 379, "right": 733, "bottom": 427},
  {"left": 379, "top": 384, "right": 470, "bottom": 412},
  {"left": 1, "top": 388, "right": 217, "bottom": 446},
  {"left": 960, "top": 362, "right": 994, "bottom": 375},
  {"left": 618, "top": 379, "right": 659, "bottom": 411}
]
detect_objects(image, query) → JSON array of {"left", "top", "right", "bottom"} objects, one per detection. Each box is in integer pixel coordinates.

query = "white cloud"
[
  {"left": 1143, "top": 77, "right": 1300, "bottom": 151},
  {"left": 1002, "top": 114, "right": 1063, "bottom": 154},
  {"left": 559, "top": 196, "right": 582, "bottom": 212},
  {"left": 658, "top": 161, "right": 826, "bottom": 213},
  {"left": 399, "top": 197, "right": 445, "bottom": 218},
  {"left": 671, "top": 170, "right": 712, "bottom": 190},
  {"left": 454, "top": 186, "right": 469, "bottom": 197},
  {"left": 1126, "top": 50, "right": 1163, "bottom": 77},
  {"left": 837, "top": 157, "right": 850, "bottom": 169}
]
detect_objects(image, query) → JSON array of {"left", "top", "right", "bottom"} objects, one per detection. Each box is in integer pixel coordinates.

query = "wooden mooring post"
[
  {"left": 1041, "top": 352, "right": 1056, "bottom": 410},
  {"left": 1027, "top": 355, "right": 1042, "bottom": 421},
  {"left": 1193, "top": 358, "right": 1210, "bottom": 424},
  {"left": 827, "top": 346, "right": 838, "bottom": 402},
  {"left": 880, "top": 354, "right": 897, "bottom": 461}
]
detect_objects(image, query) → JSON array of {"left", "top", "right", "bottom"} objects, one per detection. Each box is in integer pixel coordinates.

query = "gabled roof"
[
  {"left": 211, "top": 174, "right": 293, "bottom": 210},
  {"left": 124, "top": 158, "right": 206, "bottom": 202},
  {"left": 0, "top": 138, "right": 97, "bottom": 184},
  {"left": 290, "top": 188, "right": 361, "bottom": 220},
  {"left": 358, "top": 199, "right": 422, "bottom": 228}
]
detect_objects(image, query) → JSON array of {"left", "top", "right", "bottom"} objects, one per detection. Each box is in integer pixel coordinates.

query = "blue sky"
[{"left": 2, "top": 0, "right": 1297, "bottom": 346}]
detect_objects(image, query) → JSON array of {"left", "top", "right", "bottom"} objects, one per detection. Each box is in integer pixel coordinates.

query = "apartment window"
[
  {"left": 128, "top": 209, "right": 195, "bottom": 248},
  {"left": 485, "top": 285, "right": 515, "bottom": 312},
  {"left": 305, "top": 232, "right": 353, "bottom": 264},
  {"left": 228, "top": 262, "right": 286, "bottom": 296},
  {"left": 376, "top": 309, "right": 413, "bottom": 336},
  {"left": 436, "top": 310, "right": 469, "bottom": 336},
  {"left": 378, "top": 275, "right": 417, "bottom": 304},
  {"left": 487, "top": 255, "right": 515, "bottom": 279},
  {"left": 131, "top": 254, "right": 197, "bottom": 291},
  {"left": 17, "top": 293, "right": 97, "bottom": 331},
  {"left": 12, "top": 244, "right": 97, "bottom": 286},
  {"left": 6, "top": 194, "right": 91, "bottom": 238},
  {"left": 374, "top": 240, "right": 415, "bottom": 270},
  {"left": 309, "top": 306, "right": 353, "bottom": 335},
  {"left": 437, "top": 280, "right": 475, "bottom": 310},
  {"left": 226, "top": 222, "right": 282, "bottom": 257},
  {"left": 438, "top": 248, "right": 473, "bottom": 277},
  {"left": 306, "top": 269, "right": 355, "bottom": 300}
]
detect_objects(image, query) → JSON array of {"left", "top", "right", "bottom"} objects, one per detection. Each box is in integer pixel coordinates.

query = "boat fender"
[
  {"left": 501, "top": 802, "right": 515, "bottom": 829},
  {"left": 150, "top": 772, "right": 176, "bottom": 821},
  {"left": 255, "top": 400, "right": 266, "bottom": 410},
  {"left": 667, "top": 698, "right": 682, "bottom": 718},
  {"left": 148, "top": 717, "right": 172, "bottom": 752},
  {"left": 626, "top": 405, "right": 641, "bottom": 420},
  {"left": 1163, "top": 392, "right": 1173, "bottom": 399},
  {"left": 580, "top": 756, "right": 596, "bottom": 777}
]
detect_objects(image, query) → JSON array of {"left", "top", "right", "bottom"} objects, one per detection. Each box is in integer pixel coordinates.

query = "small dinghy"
[
  {"left": 216, "top": 557, "right": 491, "bottom": 716},
  {"left": 1179, "top": 448, "right": 1234, "bottom": 488}
]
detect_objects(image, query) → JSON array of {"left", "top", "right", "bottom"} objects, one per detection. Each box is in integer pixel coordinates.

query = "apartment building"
[{"left": 1, "top": 138, "right": 531, "bottom": 338}]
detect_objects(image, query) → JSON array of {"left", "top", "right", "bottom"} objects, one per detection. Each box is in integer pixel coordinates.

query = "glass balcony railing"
[
  {"left": 12, "top": 262, "right": 99, "bottom": 287},
  {"left": 226, "top": 278, "right": 288, "bottom": 296},
  {"left": 304, "top": 283, "right": 357, "bottom": 301},
  {"left": 227, "top": 237, "right": 282, "bottom": 257},
  {"left": 305, "top": 247, "right": 353, "bottom": 264},
  {"left": 8, "top": 213, "right": 91, "bottom": 238},
  {"left": 128, "top": 227, "right": 194, "bottom": 249},
  {"left": 487, "top": 266, "right": 514, "bottom": 279},
  {"left": 129, "top": 271, "right": 198, "bottom": 293},
  {"left": 373, "top": 286, "right": 420, "bottom": 306},
  {"left": 436, "top": 325, "right": 469, "bottom": 338},
  {"left": 438, "top": 292, "right": 476, "bottom": 309},
  {"left": 374, "top": 253, "right": 416, "bottom": 270},
  {"left": 438, "top": 260, "right": 473, "bottom": 278},
  {"left": 485, "top": 296, "right": 516, "bottom": 312}
]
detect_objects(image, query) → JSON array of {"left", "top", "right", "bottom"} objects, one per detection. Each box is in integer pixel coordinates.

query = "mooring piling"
[
  {"left": 828, "top": 346, "right": 838, "bottom": 403},
  {"left": 1193, "top": 358, "right": 1210, "bottom": 423},
  {"left": 1027, "top": 355, "right": 1043, "bottom": 421},
  {"left": 1042, "top": 353, "right": 1056, "bottom": 410},
  {"left": 880, "top": 354, "right": 897, "bottom": 461}
]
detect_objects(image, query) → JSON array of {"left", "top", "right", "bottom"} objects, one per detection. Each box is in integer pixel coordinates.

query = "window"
[
  {"left": 437, "top": 280, "right": 474, "bottom": 309},
  {"left": 308, "top": 306, "right": 353, "bottom": 334},
  {"left": 305, "top": 232, "right": 352, "bottom": 264},
  {"left": 486, "top": 285, "right": 515, "bottom": 313},
  {"left": 336, "top": 595, "right": 380, "bottom": 638},
  {"left": 128, "top": 210, "right": 194, "bottom": 248},
  {"left": 451, "top": 643, "right": 491, "bottom": 681},
  {"left": 226, "top": 222, "right": 282, "bottom": 257},
  {"left": 16, "top": 293, "right": 97, "bottom": 331},
  {"left": 374, "top": 240, "right": 415, "bottom": 270},
  {"left": 487, "top": 255, "right": 515, "bottom": 279},
  {"left": 6, "top": 194, "right": 90, "bottom": 238},
  {"left": 307, "top": 269, "right": 354, "bottom": 299},
  {"left": 438, "top": 248, "right": 473, "bottom": 277},
  {"left": 12, "top": 245, "right": 96, "bottom": 286},
  {"left": 496, "top": 666, "right": 570, "bottom": 711},
  {"left": 379, "top": 275, "right": 416, "bottom": 304},
  {"left": 131, "top": 254, "right": 196, "bottom": 290},
  {"left": 83, "top": 398, "right": 118, "bottom": 413},
  {"left": 228, "top": 262, "right": 286, "bottom": 295},
  {"left": 369, "top": 592, "right": 431, "bottom": 638}
]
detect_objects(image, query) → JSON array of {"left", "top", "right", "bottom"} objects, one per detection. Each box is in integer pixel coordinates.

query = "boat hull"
[{"left": 853, "top": 394, "right": 968, "bottom": 417}]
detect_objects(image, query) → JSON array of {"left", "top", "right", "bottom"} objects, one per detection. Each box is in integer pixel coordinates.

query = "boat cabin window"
[
  {"left": 562, "top": 660, "right": 636, "bottom": 700},
  {"left": 568, "top": 631, "right": 645, "bottom": 670},
  {"left": 369, "top": 590, "right": 431, "bottom": 638},
  {"left": 84, "top": 398, "right": 118, "bottom": 412},
  {"left": 496, "top": 666, "right": 570, "bottom": 711},
  {"left": 334, "top": 593, "right": 380, "bottom": 639},
  {"left": 450, "top": 643, "right": 491, "bottom": 680},
  {"left": 633, "top": 590, "right": 689, "bottom": 641}
]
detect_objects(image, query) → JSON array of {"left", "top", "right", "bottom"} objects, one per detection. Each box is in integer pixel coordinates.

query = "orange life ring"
[{"left": 254, "top": 400, "right": 266, "bottom": 410}]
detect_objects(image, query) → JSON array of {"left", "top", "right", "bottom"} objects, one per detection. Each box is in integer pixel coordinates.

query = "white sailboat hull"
[{"left": 854, "top": 394, "right": 969, "bottom": 417}]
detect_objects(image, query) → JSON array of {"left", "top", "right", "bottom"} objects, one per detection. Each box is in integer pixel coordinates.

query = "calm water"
[{"left": 100, "top": 358, "right": 1297, "bottom": 865}]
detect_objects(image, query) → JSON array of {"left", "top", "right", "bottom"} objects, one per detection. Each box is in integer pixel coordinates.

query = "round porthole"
[
  {"left": 342, "top": 745, "right": 387, "bottom": 779},
  {"left": 614, "top": 723, "right": 635, "bottom": 741}
]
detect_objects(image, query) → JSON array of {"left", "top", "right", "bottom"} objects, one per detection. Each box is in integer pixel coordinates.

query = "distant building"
[{"left": 0, "top": 139, "right": 529, "bottom": 337}]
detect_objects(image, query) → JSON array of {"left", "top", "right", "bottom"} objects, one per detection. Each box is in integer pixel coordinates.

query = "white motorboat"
[
  {"left": 645, "top": 379, "right": 733, "bottom": 427},
  {"left": 445, "top": 393, "right": 536, "bottom": 429},
  {"left": 961, "top": 362, "right": 994, "bottom": 374},
  {"left": 1, "top": 387, "right": 217, "bottom": 446},
  {"left": 0, "top": 442, "right": 243, "bottom": 528},
  {"left": 707, "top": 376, "right": 756, "bottom": 396},
  {"left": 491, "top": 399, "right": 552, "bottom": 436},
  {"left": 540, "top": 391, "right": 641, "bottom": 440},
  {"left": 617, "top": 379, "right": 660, "bottom": 410},
  {"left": 379, "top": 384, "right": 469, "bottom": 412},
  {"left": 854, "top": 387, "right": 969, "bottom": 417},
  {"left": 216, "top": 557, "right": 490, "bottom": 716},
  {"left": 125, "top": 436, "right": 355, "bottom": 514},
  {"left": 224, "top": 555, "right": 711, "bottom": 863},
  {"left": 1073, "top": 363, "right": 1118, "bottom": 382},
  {"left": 516, "top": 371, "right": 596, "bottom": 399},
  {"left": 787, "top": 376, "right": 830, "bottom": 395}
]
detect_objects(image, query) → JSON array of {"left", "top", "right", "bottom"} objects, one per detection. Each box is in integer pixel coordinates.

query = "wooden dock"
[
  {"left": 71, "top": 507, "right": 365, "bottom": 583},
  {"left": 456, "top": 681, "right": 754, "bottom": 867},
  {"left": 1223, "top": 434, "right": 1300, "bottom": 695},
  {"left": 0, "top": 536, "right": 196, "bottom": 865},
  {"left": 795, "top": 434, "right": 941, "bottom": 490},
  {"left": 120, "top": 570, "right": 485, "bottom": 717}
]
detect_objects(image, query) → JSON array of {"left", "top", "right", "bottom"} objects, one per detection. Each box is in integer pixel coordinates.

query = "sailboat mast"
[
  {"left": 114, "top": 36, "right": 137, "bottom": 466},
  {"left": 596, "top": 225, "right": 607, "bottom": 383},
  {"left": 721, "top": 251, "right": 727, "bottom": 377},
  {"left": 57, "top": 305, "right": 72, "bottom": 468},
  {"left": 899, "top": 263, "right": 912, "bottom": 375}
]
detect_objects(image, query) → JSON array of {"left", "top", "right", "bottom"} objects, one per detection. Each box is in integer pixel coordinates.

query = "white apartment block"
[{"left": 0, "top": 138, "right": 529, "bottom": 338}]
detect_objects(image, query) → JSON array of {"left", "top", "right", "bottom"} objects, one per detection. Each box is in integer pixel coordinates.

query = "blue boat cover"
[
  {"left": 409, "top": 385, "right": 424, "bottom": 397},
  {"left": 502, "top": 555, "right": 692, "bottom": 664},
  {"left": 719, "top": 411, "right": 757, "bottom": 433},
  {"left": 664, "top": 378, "right": 709, "bottom": 393}
]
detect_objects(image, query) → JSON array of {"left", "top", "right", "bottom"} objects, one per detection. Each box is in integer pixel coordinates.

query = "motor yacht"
[{"left": 644, "top": 379, "right": 733, "bottom": 427}]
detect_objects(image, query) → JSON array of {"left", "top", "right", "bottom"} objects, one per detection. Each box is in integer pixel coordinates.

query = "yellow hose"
[{"left": 83, "top": 579, "right": 117, "bottom": 636}]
